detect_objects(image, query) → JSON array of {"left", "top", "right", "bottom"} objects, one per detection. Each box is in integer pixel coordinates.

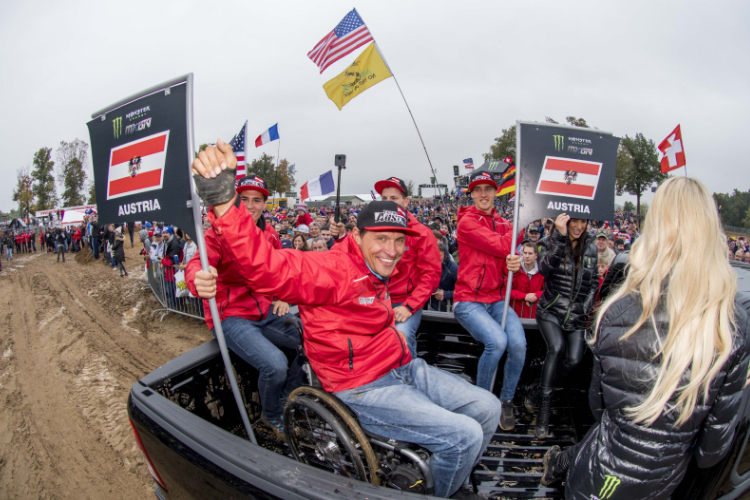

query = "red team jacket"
[
  {"left": 454, "top": 205, "right": 516, "bottom": 303},
  {"left": 502, "top": 264, "right": 545, "bottom": 318},
  {"left": 186, "top": 219, "right": 281, "bottom": 330},
  {"left": 207, "top": 203, "right": 412, "bottom": 393}
]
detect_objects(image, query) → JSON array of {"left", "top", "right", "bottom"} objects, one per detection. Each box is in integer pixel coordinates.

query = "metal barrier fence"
[
  {"left": 726, "top": 225, "right": 750, "bottom": 236},
  {"left": 146, "top": 261, "right": 205, "bottom": 321}
]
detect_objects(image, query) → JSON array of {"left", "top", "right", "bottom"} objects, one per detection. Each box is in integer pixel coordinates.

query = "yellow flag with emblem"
[{"left": 323, "top": 43, "right": 392, "bottom": 110}]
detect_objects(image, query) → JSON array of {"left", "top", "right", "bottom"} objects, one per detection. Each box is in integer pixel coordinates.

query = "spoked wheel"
[{"left": 284, "top": 386, "right": 380, "bottom": 485}]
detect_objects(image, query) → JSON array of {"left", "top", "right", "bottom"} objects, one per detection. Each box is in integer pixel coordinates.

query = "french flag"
[
  {"left": 107, "top": 131, "right": 169, "bottom": 200},
  {"left": 255, "top": 124, "right": 280, "bottom": 147},
  {"left": 535, "top": 156, "right": 602, "bottom": 200},
  {"left": 300, "top": 170, "right": 336, "bottom": 201}
]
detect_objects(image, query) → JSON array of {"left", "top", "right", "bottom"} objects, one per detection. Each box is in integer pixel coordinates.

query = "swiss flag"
[
  {"left": 107, "top": 131, "right": 169, "bottom": 200},
  {"left": 658, "top": 124, "right": 686, "bottom": 174},
  {"left": 535, "top": 157, "right": 603, "bottom": 200}
]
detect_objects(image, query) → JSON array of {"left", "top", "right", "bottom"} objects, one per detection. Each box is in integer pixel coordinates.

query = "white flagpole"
[{"left": 243, "top": 120, "right": 248, "bottom": 177}]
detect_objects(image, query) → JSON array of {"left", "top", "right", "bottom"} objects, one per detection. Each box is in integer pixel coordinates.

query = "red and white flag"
[
  {"left": 658, "top": 124, "right": 686, "bottom": 174},
  {"left": 107, "top": 131, "right": 169, "bottom": 200},
  {"left": 535, "top": 157, "right": 602, "bottom": 200}
]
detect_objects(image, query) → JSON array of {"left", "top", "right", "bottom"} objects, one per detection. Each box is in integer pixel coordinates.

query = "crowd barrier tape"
[{"left": 146, "top": 261, "right": 205, "bottom": 321}]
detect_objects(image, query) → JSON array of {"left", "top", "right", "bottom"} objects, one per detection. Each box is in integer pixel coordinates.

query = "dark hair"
[
  {"left": 615, "top": 238, "right": 625, "bottom": 245},
  {"left": 345, "top": 222, "right": 356, "bottom": 231},
  {"left": 522, "top": 241, "right": 538, "bottom": 254},
  {"left": 321, "top": 225, "right": 330, "bottom": 231}
]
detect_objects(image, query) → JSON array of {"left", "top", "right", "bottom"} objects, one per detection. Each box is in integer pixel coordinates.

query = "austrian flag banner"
[
  {"left": 107, "top": 131, "right": 169, "bottom": 199},
  {"left": 87, "top": 77, "right": 193, "bottom": 232},
  {"left": 517, "top": 122, "right": 620, "bottom": 225}
]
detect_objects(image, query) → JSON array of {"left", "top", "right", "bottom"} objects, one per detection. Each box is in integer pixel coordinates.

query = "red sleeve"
[
  {"left": 456, "top": 213, "right": 513, "bottom": 259},
  {"left": 402, "top": 224, "right": 441, "bottom": 312},
  {"left": 265, "top": 226, "right": 282, "bottom": 250},
  {"left": 210, "top": 204, "right": 347, "bottom": 307},
  {"left": 185, "top": 231, "right": 222, "bottom": 297}
]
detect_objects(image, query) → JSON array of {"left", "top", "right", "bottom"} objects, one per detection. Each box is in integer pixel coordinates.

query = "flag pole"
[
  {"left": 491, "top": 121, "right": 522, "bottom": 394},
  {"left": 356, "top": 9, "right": 440, "bottom": 198},
  {"left": 186, "top": 75, "right": 258, "bottom": 445}
]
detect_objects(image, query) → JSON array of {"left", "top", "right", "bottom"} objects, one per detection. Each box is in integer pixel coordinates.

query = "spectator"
[
  {"left": 292, "top": 234, "right": 309, "bottom": 251},
  {"left": 113, "top": 227, "right": 127, "bottom": 277},
  {"left": 429, "top": 242, "right": 458, "bottom": 312},
  {"left": 310, "top": 237, "right": 327, "bottom": 252},
  {"left": 177, "top": 232, "right": 197, "bottom": 270},
  {"left": 307, "top": 222, "right": 321, "bottom": 246},
  {"left": 320, "top": 225, "right": 335, "bottom": 250},
  {"left": 594, "top": 229, "right": 615, "bottom": 263},
  {"left": 504, "top": 241, "right": 544, "bottom": 319},
  {"left": 294, "top": 205, "right": 313, "bottom": 228},
  {"left": 295, "top": 224, "right": 310, "bottom": 240},
  {"left": 543, "top": 177, "right": 750, "bottom": 500},
  {"left": 149, "top": 229, "right": 164, "bottom": 265},
  {"left": 615, "top": 238, "right": 626, "bottom": 253},
  {"left": 345, "top": 222, "right": 355, "bottom": 235},
  {"left": 55, "top": 228, "right": 66, "bottom": 263},
  {"left": 139, "top": 222, "right": 152, "bottom": 252},
  {"left": 736, "top": 249, "right": 745, "bottom": 261}
]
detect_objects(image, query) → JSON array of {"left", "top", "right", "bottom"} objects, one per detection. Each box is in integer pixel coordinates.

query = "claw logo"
[
  {"left": 598, "top": 475, "right": 621, "bottom": 499},
  {"left": 128, "top": 156, "right": 142, "bottom": 178},
  {"left": 553, "top": 135, "right": 564, "bottom": 151},
  {"left": 113, "top": 116, "right": 123, "bottom": 139},
  {"left": 563, "top": 170, "right": 578, "bottom": 185}
]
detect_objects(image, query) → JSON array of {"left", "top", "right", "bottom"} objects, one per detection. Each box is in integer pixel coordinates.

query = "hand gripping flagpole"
[
  {"left": 185, "top": 75, "right": 258, "bottom": 445},
  {"left": 357, "top": 9, "right": 440, "bottom": 198},
  {"left": 490, "top": 121, "right": 522, "bottom": 395}
]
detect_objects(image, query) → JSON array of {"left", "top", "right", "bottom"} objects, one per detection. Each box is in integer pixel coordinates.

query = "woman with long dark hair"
[
  {"left": 541, "top": 177, "right": 750, "bottom": 500},
  {"left": 528, "top": 213, "right": 598, "bottom": 438}
]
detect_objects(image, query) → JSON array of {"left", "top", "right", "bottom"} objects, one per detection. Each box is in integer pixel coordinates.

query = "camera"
[{"left": 335, "top": 154, "right": 346, "bottom": 168}]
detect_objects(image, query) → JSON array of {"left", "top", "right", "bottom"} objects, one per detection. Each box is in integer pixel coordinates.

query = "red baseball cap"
[
  {"left": 468, "top": 171, "right": 497, "bottom": 191},
  {"left": 374, "top": 176, "right": 408, "bottom": 196},
  {"left": 236, "top": 174, "right": 269, "bottom": 198}
]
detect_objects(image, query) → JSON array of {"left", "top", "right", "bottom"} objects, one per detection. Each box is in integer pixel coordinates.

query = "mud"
[{"left": 0, "top": 243, "right": 212, "bottom": 499}]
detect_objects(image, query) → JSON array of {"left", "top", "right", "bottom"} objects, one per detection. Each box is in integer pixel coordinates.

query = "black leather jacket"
[
  {"left": 536, "top": 229, "right": 599, "bottom": 331},
  {"left": 566, "top": 294, "right": 750, "bottom": 500}
]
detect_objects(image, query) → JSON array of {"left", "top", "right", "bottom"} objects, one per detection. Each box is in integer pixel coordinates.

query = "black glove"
[{"left": 193, "top": 169, "right": 236, "bottom": 207}]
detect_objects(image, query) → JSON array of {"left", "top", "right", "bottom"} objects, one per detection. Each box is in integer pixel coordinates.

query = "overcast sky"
[{"left": 1, "top": 0, "right": 748, "bottom": 213}]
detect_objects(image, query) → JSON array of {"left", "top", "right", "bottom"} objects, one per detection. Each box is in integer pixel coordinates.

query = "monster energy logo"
[
  {"left": 598, "top": 475, "right": 621, "bottom": 499},
  {"left": 553, "top": 135, "right": 564, "bottom": 151},
  {"left": 113, "top": 116, "right": 122, "bottom": 139},
  {"left": 488, "top": 161, "right": 500, "bottom": 171}
]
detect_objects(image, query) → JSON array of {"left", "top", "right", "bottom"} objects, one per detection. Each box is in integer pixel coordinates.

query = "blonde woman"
[{"left": 541, "top": 177, "right": 750, "bottom": 500}]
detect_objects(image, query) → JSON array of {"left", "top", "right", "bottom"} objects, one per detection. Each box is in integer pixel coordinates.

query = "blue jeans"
[
  {"left": 215, "top": 312, "right": 305, "bottom": 420},
  {"left": 453, "top": 301, "right": 526, "bottom": 400},
  {"left": 5, "top": 247, "right": 11, "bottom": 260},
  {"left": 90, "top": 236, "right": 99, "bottom": 259},
  {"left": 393, "top": 301, "right": 422, "bottom": 358},
  {"left": 335, "top": 358, "right": 501, "bottom": 498}
]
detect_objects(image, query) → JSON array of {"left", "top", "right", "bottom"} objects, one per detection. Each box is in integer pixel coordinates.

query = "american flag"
[
  {"left": 308, "top": 9, "right": 374, "bottom": 74},
  {"left": 229, "top": 122, "right": 246, "bottom": 180}
]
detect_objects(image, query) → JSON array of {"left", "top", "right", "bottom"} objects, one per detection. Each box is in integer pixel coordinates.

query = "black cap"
[
  {"left": 236, "top": 174, "right": 269, "bottom": 198},
  {"left": 357, "top": 201, "right": 419, "bottom": 236},
  {"left": 374, "top": 176, "right": 408, "bottom": 196}
]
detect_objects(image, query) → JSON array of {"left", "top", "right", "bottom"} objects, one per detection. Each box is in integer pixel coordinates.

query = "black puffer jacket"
[
  {"left": 566, "top": 294, "right": 750, "bottom": 500},
  {"left": 536, "top": 228, "right": 599, "bottom": 331}
]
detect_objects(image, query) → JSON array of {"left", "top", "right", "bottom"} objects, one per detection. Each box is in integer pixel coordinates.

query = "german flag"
[{"left": 497, "top": 163, "right": 516, "bottom": 197}]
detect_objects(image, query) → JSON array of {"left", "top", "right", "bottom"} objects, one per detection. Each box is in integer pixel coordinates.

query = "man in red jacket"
[
  {"left": 190, "top": 141, "right": 500, "bottom": 499},
  {"left": 453, "top": 170, "right": 525, "bottom": 431},
  {"left": 186, "top": 173, "right": 300, "bottom": 439},
  {"left": 373, "top": 176, "right": 440, "bottom": 356},
  {"left": 503, "top": 241, "right": 544, "bottom": 319}
]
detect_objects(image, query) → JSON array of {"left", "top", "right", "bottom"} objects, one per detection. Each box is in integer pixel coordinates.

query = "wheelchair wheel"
[{"left": 284, "top": 386, "right": 380, "bottom": 485}]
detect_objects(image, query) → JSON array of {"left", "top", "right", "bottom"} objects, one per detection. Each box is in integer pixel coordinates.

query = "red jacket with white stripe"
[
  {"left": 185, "top": 218, "right": 281, "bottom": 330},
  {"left": 501, "top": 264, "right": 545, "bottom": 319},
  {"left": 208, "top": 202, "right": 411, "bottom": 393},
  {"left": 454, "top": 205, "right": 516, "bottom": 303}
]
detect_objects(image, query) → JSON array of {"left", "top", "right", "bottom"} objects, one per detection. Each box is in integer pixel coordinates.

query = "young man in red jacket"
[
  {"left": 186, "top": 173, "right": 300, "bottom": 439},
  {"left": 503, "top": 240, "right": 544, "bottom": 319},
  {"left": 373, "top": 176, "right": 440, "bottom": 356},
  {"left": 453, "top": 171, "right": 525, "bottom": 431},
  {"left": 191, "top": 141, "right": 500, "bottom": 499}
]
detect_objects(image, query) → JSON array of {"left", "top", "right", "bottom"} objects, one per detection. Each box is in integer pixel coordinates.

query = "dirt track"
[{"left": 0, "top": 242, "right": 212, "bottom": 499}]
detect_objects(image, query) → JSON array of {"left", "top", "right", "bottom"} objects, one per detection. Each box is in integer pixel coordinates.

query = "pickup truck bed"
[{"left": 129, "top": 262, "right": 750, "bottom": 500}]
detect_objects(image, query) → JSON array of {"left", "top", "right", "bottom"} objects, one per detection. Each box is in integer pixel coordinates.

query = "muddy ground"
[{"left": 0, "top": 242, "right": 212, "bottom": 499}]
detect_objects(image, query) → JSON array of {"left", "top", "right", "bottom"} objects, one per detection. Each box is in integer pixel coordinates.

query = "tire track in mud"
[{"left": 0, "top": 248, "right": 212, "bottom": 499}]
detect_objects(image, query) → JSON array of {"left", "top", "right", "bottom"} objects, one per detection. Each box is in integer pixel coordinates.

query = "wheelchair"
[{"left": 282, "top": 317, "right": 435, "bottom": 495}]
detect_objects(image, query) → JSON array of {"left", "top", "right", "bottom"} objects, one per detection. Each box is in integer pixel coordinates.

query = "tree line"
[{"left": 12, "top": 139, "right": 94, "bottom": 219}]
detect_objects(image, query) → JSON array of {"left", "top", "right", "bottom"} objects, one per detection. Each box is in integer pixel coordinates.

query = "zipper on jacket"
[
  {"left": 543, "top": 293, "right": 560, "bottom": 311},
  {"left": 390, "top": 326, "right": 406, "bottom": 366},
  {"left": 474, "top": 264, "right": 487, "bottom": 301},
  {"left": 347, "top": 339, "right": 354, "bottom": 370}
]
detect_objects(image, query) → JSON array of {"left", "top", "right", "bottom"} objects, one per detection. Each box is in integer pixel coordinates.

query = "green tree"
[
  {"left": 615, "top": 133, "right": 667, "bottom": 217},
  {"left": 248, "top": 154, "right": 293, "bottom": 195},
  {"left": 714, "top": 189, "right": 750, "bottom": 227},
  {"left": 743, "top": 205, "right": 750, "bottom": 229},
  {"left": 13, "top": 165, "right": 35, "bottom": 219},
  {"left": 56, "top": 139, "right": 89, "bottom": 207},
  {"left": 31, "top": 147, "right": 56, "bottom": 210},
  {"left": 87, "top": 181, "right": 97, "bottom": 204},
  {"left": 622, "top": 201, "right": 636, "bottom": 213},
  {"left": 484, "top": 124, "right": 516, "bottom": 162},
  {"left": 405, "top": 180, "right": 415, "bottom": 198}
]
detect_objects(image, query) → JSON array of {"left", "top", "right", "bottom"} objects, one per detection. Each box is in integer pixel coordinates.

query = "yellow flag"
[{"left": 323, "top": 43, "right": 392, "bottom": 110}]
